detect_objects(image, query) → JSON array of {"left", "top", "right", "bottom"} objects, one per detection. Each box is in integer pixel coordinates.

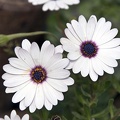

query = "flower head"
[
  {"left": 2, "top": 39, "right": 74, "bottom": 113},
  {"left": 28, "top": 0, "right": 80, "bottom": 11},
  {"left": 60, "top": 15, "right": 120, "bottom": 81},
  {"left": 0, "top": 110, "right": 29, "bottom": 120}
]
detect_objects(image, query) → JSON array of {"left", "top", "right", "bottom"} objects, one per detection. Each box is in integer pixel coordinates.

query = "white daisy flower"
[
  {"left": 28, "top": 0, "right": 80, "bottom": 11},
  {"left": 60, "top": 15, "right": 120, "bottom": 81},
  {"left": 2, "top": 39, "right": 74, "bottom": 113},
  {"left": 0, "top": 110, "right": 29, "bottom": 120}
]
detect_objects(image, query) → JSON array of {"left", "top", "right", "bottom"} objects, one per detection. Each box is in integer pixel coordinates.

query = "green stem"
[{"left": 0, "top": 31, "right": 58, "bottom": 45}]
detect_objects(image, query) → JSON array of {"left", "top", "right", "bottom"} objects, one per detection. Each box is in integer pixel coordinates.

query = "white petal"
[
  {"left": 89, "top": 61, "right": 98, "bottom": 81},
  {"left": 22, "top": 39, "right": 31, "bottom": 52},
  {"left": 81, "top": 58, "right": 90, "bottom": 77},
  {"left": 18, "top": 48, "right": 35, "bottom": 68},
  {"left": 73, "top": 56, "right": 86, "bottom": 73},
  {"left": 98, "top": 28, "right": 118, "bottom": 45},
  {"left": 9, "top": 58, "right": 30, "bottom": 70},
  {"left": 87, "top": 15, "right": 97, "bottom": 40},
  {"left": 4, "top": 116, "right": 10, "bottom": 120},
  {"left": 13, "top": 115, "right": 20, "bottom": 120},
  {"left": 97, "top": 52, "right": 118, "bottom": 67},
  {"left": 94, "top": 58, "right": 114, "bottom": 74},
  {"left": 40, "top": 44, "right": 54, "bottom": 67},
  {"left": 45, "top": 53, "right": 62, "bottom": 68},
  {"left": 67, "top": 50, "right": 81, "bottom": 60},
  {"left": 99, "top": 38, "right": 120, "bottom": 48},
  {"left": 44, "top": 96, "right": 53, "bottom": 110},
  {"left": 62, "top": 77, "right": 74, "bottom": 86},
  {"left": 47, "top": 58, "right": 69, "bottom": 71},
  {"left": 92, "top": 17, "right": 106, "bottom": 40},
  {"left": 71, "top": 20, "right": 85, "bottom": 41},
  {"left": 43, "top": 81, "right": 58, "bottom": 105},
  {"left": 66, "top": 23, "right": 80, "bottom": 44},
  {"left": 64, "top": 28, "right": 80, "bottom": 45},
  {"left": 46, "top": 78, "right": 68, "bottom": 92},
  {"left": 55, "top": 45, "right": 63, "bottom": 54},
  {"left": 12, "top": 81, "right": 33, "bottom": 103},
  {"left": 10, "top": 110, "right": 16, "bottom": 119},
  {"left": 35, "top": 85, "right": 44, "bottom": 109},
  {"left": 30, "top": 42, "right": 40, "bottom": 65},
  {"left": 78, "top": 15, "right": 87, "bottom": 39},
  {"left": 3, "top": 64, "right": 29, "bottom": 75},
  {"left": 60, "top": 38, "right": 79, "bottom": 52},
  {"left": 66, "top": 60, "right": 76, "bottom": 69},
  {"left": 29, "top": 100, "right": 36, "bottom": 113},
  {"left": 47, "top": 69, "right": 70, "bottom": 79},
  {"left": 92, "top": 58, "right": 104, "bottom": 76},
  {"left": 99, "top": 47, "right": 120, "bottom": 59},
  {"left": 4, "top": 75, "right": 31, "bottom": 87},
  {"left": 22, "top": 114, "right": 29, "bottom": 120},
  {"left": 19, "top": 99, "right": 27, "bottom": 111},
  {"left": 24, "top": 82, "right": 37, "bottom": 107}
]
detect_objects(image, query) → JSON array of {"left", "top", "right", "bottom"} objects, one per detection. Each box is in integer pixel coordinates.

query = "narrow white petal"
[
  {"left": 12, "top": 82, "right": 33, "bottom": 103},
  {"left": 73, "top": 56, "right": 86, "bottom": 73},
  {"left": 3, "top": 64, "right": 29, "bottom": 75},
  {"left": 78, "top": 15, "right": 87, "bottom": 39},
  {"left": 13, "top": 115, "right": 20, "bottom": 120},
  {"left": 18, "top": 48, "right": 35, "bottom": 68},
  {"left": 47, "top": 58, "right": 69, "bottom": 71},
  {"left": 19, "top": 99, "right": 27, "bottom": 111},
  {"left": 60, "top": 38, "right": 79, "bottom": 52},
  {"left": 98, "top": 28, "right": 118, "bottom": 45},
  {"left": 92, "top": 17, "right": 106, "bottom": 40},
  {"left": 29, "top": 100, "right": 36, "bottom": 113},
  {"left": 5, "top": 81, "right": 31, "bottom": 93},
  {"left": 55, "top": 45, "right": 63, "bottom": 54},
  {"left": 81, "top": 58, "right": 90, "bottom": 77},
  {"left": 71, "top": 20, "right": 85, "bottom": 41},
  {"left": 92, "top": 58, "right": 104, "bottom": 76},
  {"left": 45, "top": 53, "right": 62, "bottom": 68},
  {"left": 87, "top": 15, "right": 97, "bottom": 40},
  {"left": 89, "top": 61, "right": 98, "bottom": 81},
  {"left": 64, "top": 28, "right": 80, "bottom": 45},
  {"left": 9, "top": 58, "right": 30, "bottom": 70},
  {"left": 22, "top": 114, "right": 29, "bottom": 120},
  {"left": 44, "top": 96, "right": 53, "bottom": 110},
  {"left": 95, "top": 58, "right": 114, "bottom": 74},
  {"left": 95, "top": 21, "right": 112, "bottom": 42},
  {"left": 46, "top": 78, "right": 68, "bottom": 92},
  {"left": 4, "top": 75, "right": 31, "bottom": 87},
  {"left": 10, "top": 110, "right": 16, "bottom": 120},
  {"left": 67, "top": 50, "right": 81, "bottom": 60},
  {"left": 43, "top": 81, "right": 58, "bottom": 105},
  {"left": 98, "top": 52, "right": 118, "bottom": 67},
  {"left": 66, "top": 23, "right": 80, "bottom": 43},
  {"left": 99, "top": 38, "right": 120, "bottom": 48},
  {"left": 30, "top": 42, "right": 40, "bottom": 65},
  {"left": 22, "top": 39, "right": 31, "bottom": 52},
  {"left": 35, "top": 85, "right": 44, "bottom": 109},
  {"left": 40, "top": 44, "right": 54, "bottom": 67},
  {"left": 62, "top": 77, "right": 74, "bottom": 86},
  {"left": 66, "top": 60, "right": 76, "bottom": 69},
  {"left": 47, "top": 69, "right": 70, "bottom": 79},
  {"left": 24, "top": 82, "right": 37, "bottom": 107}
]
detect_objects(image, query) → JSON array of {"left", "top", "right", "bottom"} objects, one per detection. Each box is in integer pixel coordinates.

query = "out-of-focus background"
[{"left": 0, "top": 0, "right": 120, "bottom": 119}]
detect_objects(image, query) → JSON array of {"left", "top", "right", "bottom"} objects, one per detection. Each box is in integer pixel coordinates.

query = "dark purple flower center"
[
  {"left": 80, "top": 41, "right": 98, "bottom": 58},
  {"left": 30, "top": 66, "right": 46, "bottom": 83}
]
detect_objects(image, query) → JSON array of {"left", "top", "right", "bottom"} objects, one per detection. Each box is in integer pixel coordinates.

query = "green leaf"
[{"left": 72, "top": 111, "right": 85, "bottom": 120}]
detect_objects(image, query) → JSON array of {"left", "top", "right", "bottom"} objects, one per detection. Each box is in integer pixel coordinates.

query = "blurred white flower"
[
  {"left": 2, "top": 39, "right": 74, "bottom": 113},
  {"left": 60, "top": 15, "right": 120, "bottom": 81},
  {"left": 0, "top": 110, "right": 29, "bottom": 120},
  {"left": 28, "top": 0, "right": 80, "bottom": 11}
]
